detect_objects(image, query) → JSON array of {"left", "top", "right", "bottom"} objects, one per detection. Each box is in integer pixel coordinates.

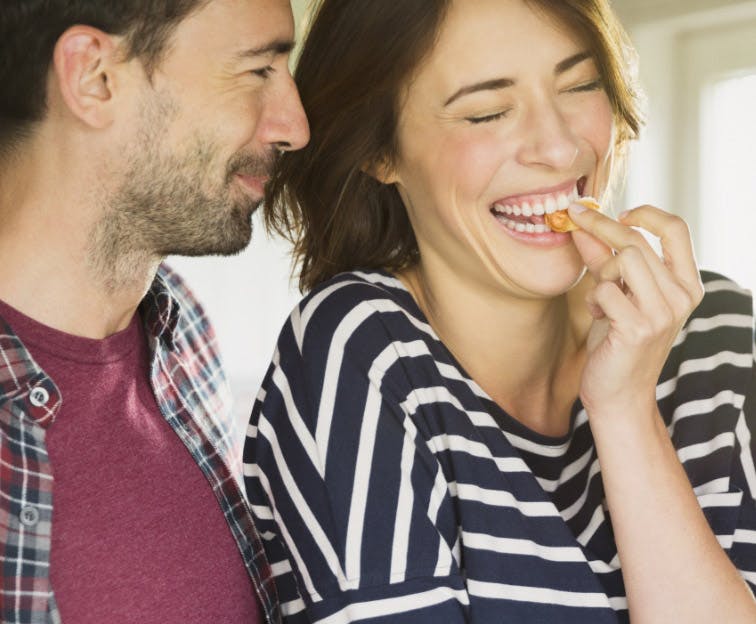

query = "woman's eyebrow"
[
  {"left": 444, "top": 78, "right": 515, "bottom": 107},
  {"left": 443, "top": 51, "right": 594, "bottom": 107},
  {"left": 555, "top": 51, "right": 592, "bottom": 75}
]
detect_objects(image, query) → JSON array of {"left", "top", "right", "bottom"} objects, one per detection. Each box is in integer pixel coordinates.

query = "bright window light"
[{"left": 699, "top": 73, "right": 756, "bottom": 296}]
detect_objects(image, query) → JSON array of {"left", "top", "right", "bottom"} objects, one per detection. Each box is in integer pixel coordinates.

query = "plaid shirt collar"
[{"left": 0, "top": 265, "right": 280, "bottom": 624}]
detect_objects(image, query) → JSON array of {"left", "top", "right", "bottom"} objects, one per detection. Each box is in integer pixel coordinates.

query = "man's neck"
[{"left": 0, "top": 144, "right": 161, "bottom": 340}]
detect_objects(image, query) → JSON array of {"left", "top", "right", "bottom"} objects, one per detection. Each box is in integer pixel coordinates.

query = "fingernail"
[
  {"left": 568, "top": 202, "right": 587, "bottom": 215},
  {"left": 618, "top": 210, "right": 630, "bottom": 220}
]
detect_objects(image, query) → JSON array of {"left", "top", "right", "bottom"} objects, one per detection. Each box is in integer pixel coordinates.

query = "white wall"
[{"left": 617, "top": 0, "right": 756, "bottom": 293}]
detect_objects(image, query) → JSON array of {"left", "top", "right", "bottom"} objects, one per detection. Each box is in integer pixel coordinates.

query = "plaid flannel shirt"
[{"left": 0, "top": 264, "right": 280, "bottom": 624}]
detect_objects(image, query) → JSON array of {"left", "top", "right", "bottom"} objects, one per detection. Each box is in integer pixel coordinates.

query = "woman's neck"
[{"left": 398, "top": 263, "right": 595, "bottom": 437}]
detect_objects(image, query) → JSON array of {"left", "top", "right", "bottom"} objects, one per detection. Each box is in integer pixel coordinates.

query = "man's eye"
[
  {"left": 252, "top": 66, "right": 274, "bottom": 79},
  {"left": 465, "top": 110, "right": 511, "bottom": 125}
]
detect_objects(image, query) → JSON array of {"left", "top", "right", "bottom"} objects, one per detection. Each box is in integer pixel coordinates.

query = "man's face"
[{"left": 110, "top": 0, "right": 309, "bottom": 258}]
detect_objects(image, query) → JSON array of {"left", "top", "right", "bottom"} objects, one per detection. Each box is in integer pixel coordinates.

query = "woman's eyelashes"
[
  {"left": 565, "top": 78, "right": 604, "bottom": 93},
  {"left": 465, "top": 109, "right": 513, "bottom": 125},
  {"left": 463, "top": 79, "right": 604, "bottom": 124}
]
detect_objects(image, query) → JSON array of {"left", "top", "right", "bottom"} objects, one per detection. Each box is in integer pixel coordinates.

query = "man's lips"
[{"left": 235, "top": 173, "right": 270, "bottom": 197}]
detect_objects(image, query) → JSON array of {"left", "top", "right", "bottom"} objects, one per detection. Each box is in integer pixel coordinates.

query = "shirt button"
[
  {"left": 20, "top": 505, "right": 40, "bottom": 527},
  {"left": 29, "top": 387, "right": 50, "bottom": 407}
]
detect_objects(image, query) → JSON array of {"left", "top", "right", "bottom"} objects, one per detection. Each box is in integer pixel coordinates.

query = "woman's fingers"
[
  {"left": 618, "top": 205, "right": 704, "bottom": 304},
  {"left": 571, "top": 228, "right": 614, "bottom": 282},
  {"left": 591, "top": 245, "right": 673, "bottom": 324},
  {"left": 568, "top": 203, "right": 702, "bottom": 315}
]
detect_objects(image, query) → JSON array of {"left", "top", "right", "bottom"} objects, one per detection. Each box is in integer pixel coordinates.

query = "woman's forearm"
[{"left": 589, "top": 401, "right": 756, "bottom": 623}]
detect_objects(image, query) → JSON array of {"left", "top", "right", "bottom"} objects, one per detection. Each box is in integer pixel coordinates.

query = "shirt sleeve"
[
  {"left": 243, "top": 290, "right": 470, "bottom": 623},
  {"left": 728, "top": 345, "right": 756, "bottom": 594}
]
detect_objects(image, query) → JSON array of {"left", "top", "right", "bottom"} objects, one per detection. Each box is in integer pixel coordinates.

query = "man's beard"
[{"left": 106, "top": 138, "right": 273, "bottom": 259}]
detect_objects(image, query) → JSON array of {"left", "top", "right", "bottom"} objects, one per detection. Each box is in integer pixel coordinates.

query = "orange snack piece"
[{"left": 545, "top": 196, "right": 600, "bottom": 233}]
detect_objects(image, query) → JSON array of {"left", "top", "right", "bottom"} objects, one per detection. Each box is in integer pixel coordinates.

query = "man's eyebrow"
[
  {"left": 443, "top": 51, "right": 594, "bottom": 107},
  {"left": 234, "top": 39, "right": 295, "bottom": 61}
]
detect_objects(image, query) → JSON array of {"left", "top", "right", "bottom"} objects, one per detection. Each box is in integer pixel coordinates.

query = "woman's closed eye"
[
  {"left": 465, "top": 109, "right": 513, "bottom": 125},
  {"left": 565, "top": 78, "right": 604, "bottom": 93}
]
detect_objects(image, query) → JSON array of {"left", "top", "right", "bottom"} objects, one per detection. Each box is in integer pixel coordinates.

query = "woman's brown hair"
[{"left": 266, "top": 0, "right": 644, "bottom": 292}]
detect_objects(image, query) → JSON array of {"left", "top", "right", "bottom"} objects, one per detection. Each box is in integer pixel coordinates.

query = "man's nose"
[{"left": 264, "top": 74, "right": 310, "bottom": 153}]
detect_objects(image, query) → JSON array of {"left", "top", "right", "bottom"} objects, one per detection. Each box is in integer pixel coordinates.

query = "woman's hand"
[{"left": 567, "top": 203, "right": 704, "bottom": 418}]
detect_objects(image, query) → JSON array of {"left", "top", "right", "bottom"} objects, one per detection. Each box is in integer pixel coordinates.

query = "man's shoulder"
[{"left": 154, "top": 262, "right": 206, "bottom": 317}]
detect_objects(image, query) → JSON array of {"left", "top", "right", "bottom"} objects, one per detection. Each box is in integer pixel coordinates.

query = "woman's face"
[{"left": 387, "top": 0, "right": 616, "bottom": 298}]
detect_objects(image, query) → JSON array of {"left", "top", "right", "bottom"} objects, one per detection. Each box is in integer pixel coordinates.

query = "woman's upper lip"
[{"left": 492, "top": 179, "right": 581, "bottom": 205}]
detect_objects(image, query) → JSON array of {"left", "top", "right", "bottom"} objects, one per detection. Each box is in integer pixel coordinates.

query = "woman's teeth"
[
  {"left": 491, "top": 186, "right": 580, "bottom": 234},
  {"left": 498, "top": 219, "right": 551, "bottom": 234},
  {"left": 493, "top": 187, "right": 579, "bottom": 218}
]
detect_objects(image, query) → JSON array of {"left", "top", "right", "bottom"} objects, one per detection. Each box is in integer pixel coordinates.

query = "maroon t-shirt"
[{"left": 0, "top": 300, "right": 262, "bottom": 623}]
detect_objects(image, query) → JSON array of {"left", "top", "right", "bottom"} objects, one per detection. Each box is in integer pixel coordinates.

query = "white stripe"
[
  {"left": 316, "top": 586, "right": 469, "bottom": 624},
  {"left": 537, "top": 447, "right": 594, "bottom": 493},
  {"left": 352, "top": 271, "right": 407, "bottom": 289},
  {"left": 463, "top": 531, "right": 587, "bottom": 563},
  {"left": 402, "top": 385, "right": 492, "bottom": 426},
  {"left": 281, "top": 598, "right": 306, "bottom": 616},
  {"left": 300, "top": 280, "right": 362, "bottom": 338},
  {"left": 673, "top": 313, "right": 754, "bottom": 347},
  {"left": 736, "top": 411, "right": 756, "bottom": 499},
  {"left": 503, "top": 429, "right": 572, "bottom": 458},
  {"left": 290, "top": 300, "right": 304, "bottom": 353},
  {"left": 576, "top": 504, "right": 606, "bottom": 546},
  {"left": 588, "top": 555, "right": 620, "bottom": 574},
  {"left": 246, "top": 461, "right": 326, "bottom": 599},
  {"left": 677, "top": 431, "right": 735, "bottom": 463},
  {"left": 455, "top": 482, "right": 559, "bottom": 517},
  {"left": 560, "top": 459, "right": 603, "bottom": 521},
  {"left": 703, "top": 279, "right": 752, "bottom": 296},
  {"left": 434, "top": 540, "right": 453, "bottom": 577},
  {"left": 316, "top": 301, "right": 432, "bottom": 470},
  {"left": 668, "top": 390, "right": 745, "bottom": 437},
  {"left": 608, "top": 596, "right": 629, "bottom": 611},
  {"left": 390, "top": 420, "right": 419, "bottom": 582},
  {"left": 741, "top": 570, "right": 756, "bottom": 585},
  {"left": 695, "top": 488, "right": 741, "bottom": 506},
  {"left": 250, "top": 504, "right": 273, "bottom": 520},
  {"left": 734, "top": 529, "right": 756, "bottom": 545},
  {"left": 271, "top": 559, "right": 293, "bottom": 576},
  {"left": 426, "top": 433, "right": 530, "bottom": 474},
  {"left": 467, "top": 579, "right": 610, "bottom": 609},
  {"left": 346, "top": 341, "right": 428, "bottom": 581},
  {"left": 253, "top": 416, "right": 348, "bottom": 594},
  {"left": 271, "top": 364, "right": 323, "bottom": 477},
  {"left": 694, "top": 477, "right": 732, "bottom": 495},
  {"left": 657, "top": 352, "right": 753, "bottom": 400}
]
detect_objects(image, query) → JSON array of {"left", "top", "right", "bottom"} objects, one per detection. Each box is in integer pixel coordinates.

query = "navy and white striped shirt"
[{"left": 244, "top": 269, "right": 756, "bottom": 623}]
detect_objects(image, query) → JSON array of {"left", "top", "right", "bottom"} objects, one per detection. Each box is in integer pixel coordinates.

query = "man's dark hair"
[{"left": 0, "top": 0, "right": 208, "bottom": 153}]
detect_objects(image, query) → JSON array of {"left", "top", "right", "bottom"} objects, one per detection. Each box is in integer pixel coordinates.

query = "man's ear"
[{"left": 52, "top": 26, "right": 122, "bottom": 129}]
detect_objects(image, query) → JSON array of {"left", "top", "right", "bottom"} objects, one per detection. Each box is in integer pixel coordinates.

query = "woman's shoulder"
[
  {"left": 670, "top": 270, "right": 753, "bottom": 364},
  {"left": 693, "top": 270, "right": 754, "bottom": 321},
  {"left": 279, "top": 270, "right": 435, "bottom": 363},
  {"left": 660, "top": 270, "right": 753, "bottom": 418}
]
